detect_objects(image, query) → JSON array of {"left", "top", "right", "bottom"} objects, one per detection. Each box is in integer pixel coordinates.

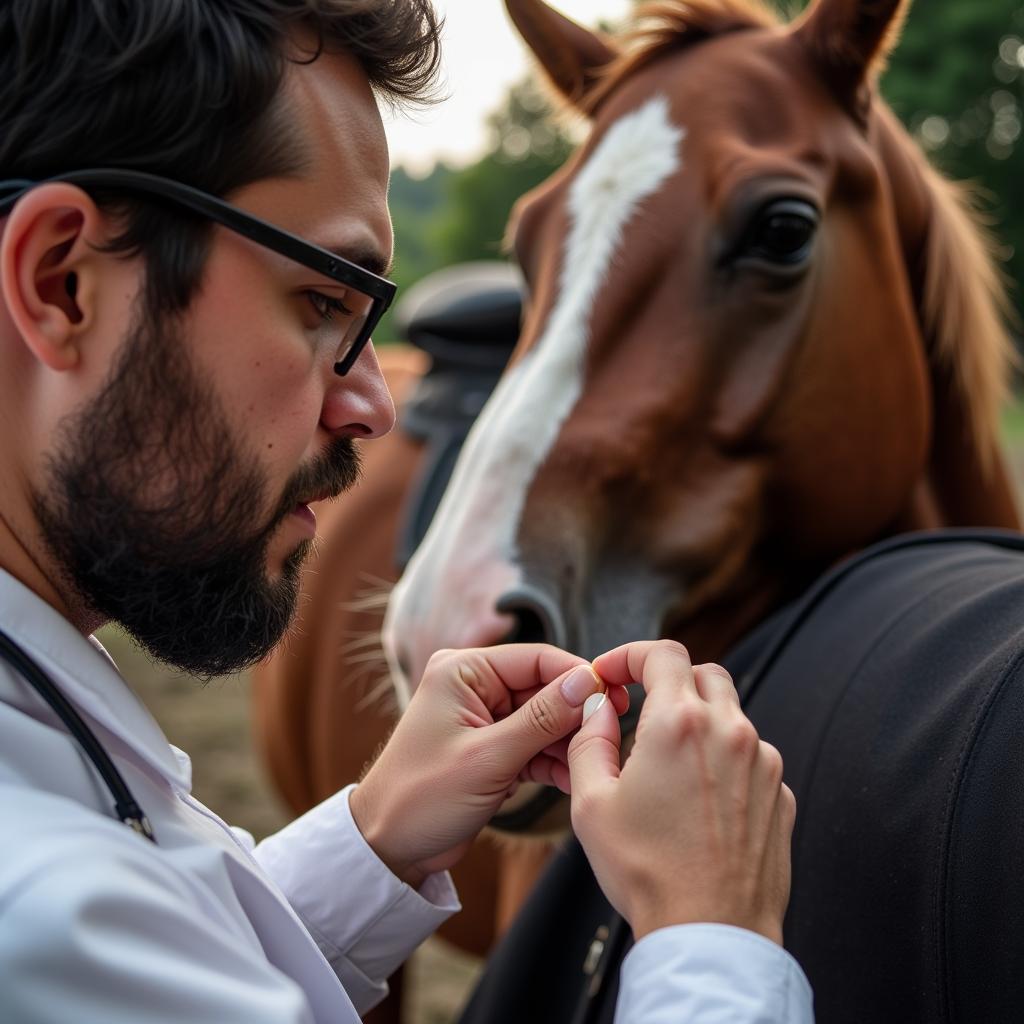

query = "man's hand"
[
  {"left": 349, "top": 644, "right": 629, "bottom": 888},
  {"left": 568, "top": 640, "right": 795, "bottom": 944}
]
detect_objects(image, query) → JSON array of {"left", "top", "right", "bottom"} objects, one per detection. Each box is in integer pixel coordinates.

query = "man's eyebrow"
[{"left": 319, "top": 240, "right": 393, "bottom": 278}]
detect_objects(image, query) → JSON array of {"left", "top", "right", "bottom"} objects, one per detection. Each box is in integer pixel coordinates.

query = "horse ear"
[
  {"left": 794, "top": 0, "right": 911, "bottom": 118},
  {"left": 505, "top": 0, "right": 619, "bottom": 108}
]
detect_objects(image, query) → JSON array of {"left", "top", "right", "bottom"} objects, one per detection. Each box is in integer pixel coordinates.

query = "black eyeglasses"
[{"left": 0, "top": 168, "right": 397, "bottom": 375}]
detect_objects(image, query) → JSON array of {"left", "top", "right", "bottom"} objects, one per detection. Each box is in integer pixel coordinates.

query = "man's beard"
[{"left": 33, "top": 305, "right": 361, "bottom": 678}]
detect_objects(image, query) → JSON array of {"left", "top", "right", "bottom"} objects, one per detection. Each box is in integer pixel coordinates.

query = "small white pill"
[{"left": 582, "top": 692, "right": 607, "bottom": 723}]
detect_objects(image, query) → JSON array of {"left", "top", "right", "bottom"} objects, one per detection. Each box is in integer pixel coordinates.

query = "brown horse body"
[{"left": 255, "top": 0, "right": 1019, "bottom": 1018}]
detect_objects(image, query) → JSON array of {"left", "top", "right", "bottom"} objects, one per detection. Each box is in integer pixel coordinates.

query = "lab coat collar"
[{"left": 0, "top": 568, "right": 190, "bottom": 790}]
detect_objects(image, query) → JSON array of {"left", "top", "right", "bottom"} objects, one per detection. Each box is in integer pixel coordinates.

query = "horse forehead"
[
  {"left": 509, "top": 91, "right": 689, "bottom": 333},
  {"left": 510, "top": 23, "right": 861, "bottom": 281},
  {"left": 520, "top": 33, "right": 838, "bottom": 246},
  {"left": 670, "top": 29, "right": 820, "bottom": 107},
  {"left": 571, "top": 94, "right": 686, "bottom": 211},
  {"left": 522, "top": 94, "right": 687, "bottom": 358},
  {"left": 608, "top": 30, "right": 836, "bottom": 159}
]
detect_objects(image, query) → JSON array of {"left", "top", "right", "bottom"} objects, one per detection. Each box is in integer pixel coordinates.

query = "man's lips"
[
  {"left": 289, "top": 502, "right": 317, "bottom": 535},
  {"left": 288, "top": 490, "right": 340, "bottom": 535}
]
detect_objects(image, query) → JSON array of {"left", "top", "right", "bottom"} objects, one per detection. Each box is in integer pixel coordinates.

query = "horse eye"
[{"left": 744, "top": 199, "right": 819, "bottom": 265}]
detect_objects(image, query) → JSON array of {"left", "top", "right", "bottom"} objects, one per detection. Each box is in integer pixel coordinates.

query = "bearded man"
[{"left": 0, "top": 3, "right": 805, "bottom": 1022}]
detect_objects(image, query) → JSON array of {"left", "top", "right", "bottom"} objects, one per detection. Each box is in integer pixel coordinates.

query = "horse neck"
[{"left": 875, "top": 104, "right": 1021, "bottom": 532}]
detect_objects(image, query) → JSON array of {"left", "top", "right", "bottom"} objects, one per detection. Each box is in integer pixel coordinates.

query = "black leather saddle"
[
  {"left": 457, "top": 529, "right": 1024, "bottom": 1024},
  {"left": 393, "top": 261, "right": 522, "bottom": 570}
]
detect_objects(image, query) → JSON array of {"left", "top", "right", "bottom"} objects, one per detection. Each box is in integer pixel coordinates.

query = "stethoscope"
[{"left": 0, "top": 626, "right": 157, "bottom": 843}]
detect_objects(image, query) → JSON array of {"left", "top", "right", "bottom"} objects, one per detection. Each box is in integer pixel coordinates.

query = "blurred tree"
[
  {"left": 377, "top": 162, "right": 468, "bottom": 343},
  {"left": 389, "top": 164, "right": 453, "bottom": 286},
  {"left": 385, "top": 162, "right": 454, "bottom": 315},
  {"left": 380, "top": 77, "right": 572, "bottom": 341},
  {"left": 430, "top": 76, "right": 577, "bottom": 265},
  {"left": 883, "top": 0, "right": 1023, "bottom": 324}
]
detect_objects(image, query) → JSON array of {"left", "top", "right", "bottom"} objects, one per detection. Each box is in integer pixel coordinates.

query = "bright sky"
[{"left": 384, "top": 0, "right": 632, "bottom": 174}]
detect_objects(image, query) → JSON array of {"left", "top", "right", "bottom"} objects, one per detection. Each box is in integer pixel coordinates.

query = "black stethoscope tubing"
[{"left": 0, "top": 626, "right": 156, "bottom": 843}]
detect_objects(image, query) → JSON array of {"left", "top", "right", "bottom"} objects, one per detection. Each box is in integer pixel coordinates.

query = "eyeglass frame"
[{"left": 0, "top": 168, "right": 397, "bottom": 376}]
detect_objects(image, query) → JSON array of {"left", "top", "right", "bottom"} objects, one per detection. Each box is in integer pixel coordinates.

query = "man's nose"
[{"left": 320, "top": 341, "right": 396, "bottom": 439}]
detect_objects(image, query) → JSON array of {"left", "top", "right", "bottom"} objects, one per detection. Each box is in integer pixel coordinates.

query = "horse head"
[{"left": 384, "top": 0, "right": 1019, "bottom": 704}]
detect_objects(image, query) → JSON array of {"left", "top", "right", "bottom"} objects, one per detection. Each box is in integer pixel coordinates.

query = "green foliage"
[
  {"left": 431, "top": 78, "right": 575, "bottom": 265},
  {"left": 376, "top": 162, "right": 456, "bottom": 342},
  {"left": 429, "top": 149, "right": 555, "bottom": 264},
  {"left": 1001, "top": 390, "right": 1024, "bottom": 441},
  {"left": 883, "top": 0, "right": 1024, "bottom": 323}
]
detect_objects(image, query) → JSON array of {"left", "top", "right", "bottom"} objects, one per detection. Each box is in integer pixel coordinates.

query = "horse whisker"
[
  {"left": 356, "top": 573, "right": 397, "bottom": 590},
  {"left": 341, "top": 594, "right": 390, "bottom": 614},
  {"left": 339, "top": 633, "right": 385, "bottom": 655},
  {"left": 353, "top": 671, "right": 399, "bottom": 715},
  {"left": 345, "top": 650, "right": 391, "bottom": 666}
]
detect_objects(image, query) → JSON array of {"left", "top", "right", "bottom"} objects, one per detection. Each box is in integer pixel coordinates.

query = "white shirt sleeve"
[
  {"left": 253, "top": 784, "right": 461, "bottom": 1014},
  {"left": 0, "top": 838, "right": 316, "bottom": 1024},
  {"left": 615, "top": 924, "right": 814, "bottom": 1024}
]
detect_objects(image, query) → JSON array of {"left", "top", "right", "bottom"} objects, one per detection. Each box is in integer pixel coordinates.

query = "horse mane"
[
  {"left": 907, "top": 143, "right": 1016, "bottom": 467},
  {"left": 583, "top": 0, "right": 779, "bottom": 114},
  {"left": 582, "top": 0, "right": 1015, "bottom": 470}
]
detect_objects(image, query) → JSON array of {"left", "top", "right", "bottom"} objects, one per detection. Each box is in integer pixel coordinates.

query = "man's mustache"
[{"left": 271, "top": 437, "right": 363, "bottom": 529}]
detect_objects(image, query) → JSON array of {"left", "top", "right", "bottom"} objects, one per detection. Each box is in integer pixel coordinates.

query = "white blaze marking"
[{"left": 385, "top": 95, "right": 685, "bottom": 694}]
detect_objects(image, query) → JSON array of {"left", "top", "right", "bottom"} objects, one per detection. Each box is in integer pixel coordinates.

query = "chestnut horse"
[
  {"left": 256, "top": 0, "right": 1019, "bottom": 1016},
  {"left": 384, "top": 0, "right": 1019, "bottom": 765}
]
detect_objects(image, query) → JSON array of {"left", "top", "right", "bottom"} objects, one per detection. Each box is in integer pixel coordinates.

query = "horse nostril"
[
  {"left": 496, "top": 587, "right": 567, "bottom": 649},
  {"left": 505, "top": 605, "right": 547, "bottom": 644},
  {"left": 396, "top": 649, "right": 411, "bottom": 683}
]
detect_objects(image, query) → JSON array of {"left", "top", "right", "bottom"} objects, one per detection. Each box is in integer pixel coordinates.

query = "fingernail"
[
  {"left": 561, "top": 665, "right": 601, "bottom": 707},
  {"left": 582, "top": 692, "right": 606, "bottom": 723}
]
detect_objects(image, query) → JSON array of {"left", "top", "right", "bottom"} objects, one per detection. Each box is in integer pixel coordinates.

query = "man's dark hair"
[{"left": 0, "top": 0, "right": 442, "bottom": 313}]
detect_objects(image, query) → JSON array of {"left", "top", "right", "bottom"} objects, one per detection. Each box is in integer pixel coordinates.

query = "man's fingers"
[
  {"left": 520, "top": 753, "right": 565, "bottom": 790},
  {"left": 482, "top": 644, "right": 589, "bottom": 693},
  {"left": 592, "top": 643, "right": 736, "bottom": 711},
  {"left": 486, "top": 665, "right": 604, "bottom": 769},
  {"left": 540, "top": 737, "right": 571, "bottom": 765},
  {"left": 425, "top": 644, "right": 588, "bottom": 723},
  {"left": 779, "top": 783, "right": 797, "bottom": 839},
  {"left": 591, "top": 640, "right": 661, "bottom": 687},
  {"left": 693, "top": 663, "right": 740, "bottom": 706},
  {"left": 607, "top": 682, "right": 630, "bottom": 716},
  {"left": 592, "top": 640, "right": 697, "bottom": 710},
  {"left": 567, "top": 693, "right": 622, "bottom": 801}
]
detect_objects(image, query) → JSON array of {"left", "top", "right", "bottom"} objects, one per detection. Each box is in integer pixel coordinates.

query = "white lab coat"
[{"left": 0, "top": 568, "right": 813, "bottom": 1023}]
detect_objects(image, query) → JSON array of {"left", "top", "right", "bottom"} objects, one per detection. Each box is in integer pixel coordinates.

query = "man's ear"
[{"left": 0, "top": 183, "right": 108, "bottom": 371}]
